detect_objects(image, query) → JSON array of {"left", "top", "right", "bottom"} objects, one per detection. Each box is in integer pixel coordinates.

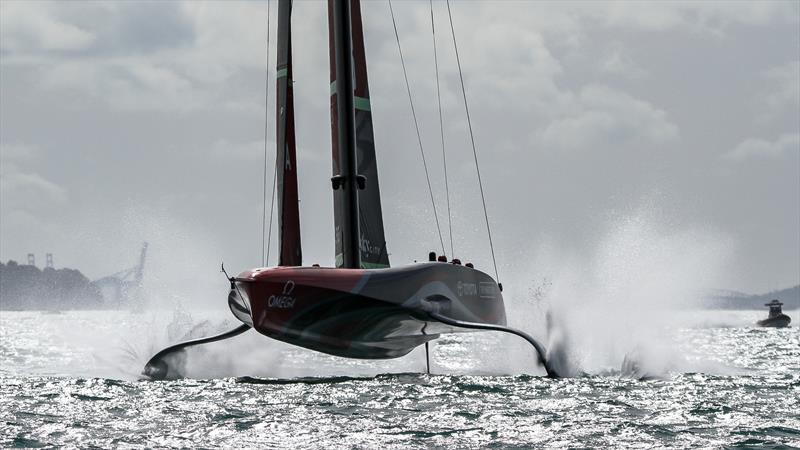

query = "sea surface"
[{"left": 1, "top": 309, "right": 798, "bottom": 448}]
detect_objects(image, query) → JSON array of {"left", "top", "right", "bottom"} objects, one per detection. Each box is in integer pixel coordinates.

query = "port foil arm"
[{"left": 142, "top": 324, "right": 251, "bottom": 380}]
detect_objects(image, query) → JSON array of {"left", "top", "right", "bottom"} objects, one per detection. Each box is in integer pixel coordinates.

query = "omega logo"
[{"left": 268, "top": 280, "right": 296, "bottom": 308}]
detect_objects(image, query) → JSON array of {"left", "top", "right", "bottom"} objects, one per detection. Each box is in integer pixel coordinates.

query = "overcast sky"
[{"left": 1, "top": 1, "right": 798, "bottom": 299}]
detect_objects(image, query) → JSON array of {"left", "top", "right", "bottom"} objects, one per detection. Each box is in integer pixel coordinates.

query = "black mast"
[{"left": 331, "top": 0, "right": 360, "bottom": 269}]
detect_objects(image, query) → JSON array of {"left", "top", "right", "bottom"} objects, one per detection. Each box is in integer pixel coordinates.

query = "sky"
[{"left": 1, "top": 0, "right": 798, "bottom": 299}]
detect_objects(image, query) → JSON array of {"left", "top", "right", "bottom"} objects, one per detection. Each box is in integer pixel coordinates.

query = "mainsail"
[
  {"left": 328, "top": 0, "right": 390, "bottom": 269},
  {"left": 276, "top": 0, "right": 302, "bottom": 266}
]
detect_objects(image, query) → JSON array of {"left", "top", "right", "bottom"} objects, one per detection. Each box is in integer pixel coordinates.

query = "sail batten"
[
  {"left": 328, "top": 0, "right": 390, "bottom": 269},
  {"left": 276, "top": 0, "right": 302, "bottom": 266}
]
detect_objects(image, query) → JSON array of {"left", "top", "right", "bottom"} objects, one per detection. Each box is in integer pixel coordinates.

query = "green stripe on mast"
[{"left": 329, "top": 81, "right": 371, "bottom": 111}]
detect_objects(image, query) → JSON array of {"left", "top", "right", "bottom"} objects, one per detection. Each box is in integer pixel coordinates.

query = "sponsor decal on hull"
[
  {"left": 457, "top": 280, "right": 497, "bottom": 299},
  {"left": 457, "top": 281, "right": 477, "bottom": 297},
  {"left": 268, "top": 280, "right": 297, "bottom": 309},
  {"left": 479, "top": 282, "right": 497, "bottom": 299}
]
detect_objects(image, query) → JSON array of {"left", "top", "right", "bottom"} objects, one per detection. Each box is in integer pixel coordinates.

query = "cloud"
[
  {"left": 2, "top": 1, "right": 266, "bottom": 112},
  {"left": 5, "top": 0, "right": 794, "bottom": 116},
  {"left": 600, "top": 44, "right": 648, "bottom": 79},
  {"left": 723, "top": 133, "right": 800, "bottom": 162},
  {"left": 538, "top": 85, "right": 679, "bottom": 151},
  {"left": 1, "top": 1, "right": 193, "bottom": 57},
  {"left": 179, "top": 1, "right": 271, "bottom": 75},
  {"left": 0, "top": 170, "right": 68, "bottom": 207},
  {"left": 39, "top": 59, "right": 204, "bottom": 112},
  {"left": 436, "top": 1, "right": 797, "bottom": 45},
  {"left": 0, "top": 142, "right": 38, "bottom": 162},
  {"left": 210, "top": 139, "right": 268, "bottom": 161},
  {"left": 0, "top": 1, "right": 95, "bottom": 52},
  {"left": 0, "top": 143, "right": 68, "bottom": 213},
  {"left": 595, "top": 1, "right": 798, "bottom": 34},
  {"left": 405, "top": 2, "right": 567, "bottom": 110},
  {"left": 763, "top": 61, "right": 800, "bottom": 111}
]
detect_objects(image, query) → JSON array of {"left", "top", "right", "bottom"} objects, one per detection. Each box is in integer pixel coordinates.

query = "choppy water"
[{"left": 1, "top": 309, "right": 798, "bottom": 448}]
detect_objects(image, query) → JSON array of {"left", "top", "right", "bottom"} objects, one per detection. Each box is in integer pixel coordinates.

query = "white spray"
[{"left": 507, "top": 208, "right": 736, "bottom": 378}]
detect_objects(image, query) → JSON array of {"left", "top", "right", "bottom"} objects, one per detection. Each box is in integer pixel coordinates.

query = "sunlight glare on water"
[{"left": 1, "top": 309, "right": 798, "bottom": 448}]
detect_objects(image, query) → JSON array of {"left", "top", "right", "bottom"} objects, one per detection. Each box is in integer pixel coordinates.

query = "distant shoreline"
[{"left": 0, "top": 260, "right": 141, "bottom": 310}]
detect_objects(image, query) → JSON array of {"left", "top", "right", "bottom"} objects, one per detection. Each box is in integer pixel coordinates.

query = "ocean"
[{"left": 1, "top": 309, "right": 798, "bottom": 448}]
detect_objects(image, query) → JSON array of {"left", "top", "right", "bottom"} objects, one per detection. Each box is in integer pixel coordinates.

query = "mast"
[
  {"left": 276, "top": 0, "right": 302, "bottom": 266},
  {"left": 329, "top": 0, "right": 361, "bottom": 269},
  {"left": 328, "top": 0, "right": 390, "bottom": 269}
]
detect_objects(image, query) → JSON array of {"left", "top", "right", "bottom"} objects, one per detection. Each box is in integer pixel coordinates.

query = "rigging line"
[
  {"left": 266, "top": 157, "right": 278, "bottom": 266},
  {"left": 389, "top": 0, "right": 446, "bottom": 256},
  {"left": 445, "top": 0, "right": 499, "bottom": 282},
  {"left": 430, "top": 0, "right": 453, "bottom": 259},
  {"left": 263, "top": 0, "right": 276, "bottom": 267}
]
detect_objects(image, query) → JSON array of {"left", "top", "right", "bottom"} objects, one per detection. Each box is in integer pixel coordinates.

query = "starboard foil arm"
[
  {"left": 142, "top": 324, "right": 251, "bottom": 380},
  {"left": 427, "top": 312, "right": 560, "bottom": 378}
]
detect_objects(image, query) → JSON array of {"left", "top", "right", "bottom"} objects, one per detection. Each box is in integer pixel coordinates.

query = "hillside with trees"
[{"left": 0, "top": 261, "right": 104, "bottom": 310}]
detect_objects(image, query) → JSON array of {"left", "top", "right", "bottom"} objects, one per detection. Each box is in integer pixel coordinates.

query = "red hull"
[{"left": 229, "top": 263, "right": 506, "bottom": 359}]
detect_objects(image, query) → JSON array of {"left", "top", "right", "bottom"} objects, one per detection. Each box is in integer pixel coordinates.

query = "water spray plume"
[{"left": 511, "top": 208, "right": 735, "bottom": 378}]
